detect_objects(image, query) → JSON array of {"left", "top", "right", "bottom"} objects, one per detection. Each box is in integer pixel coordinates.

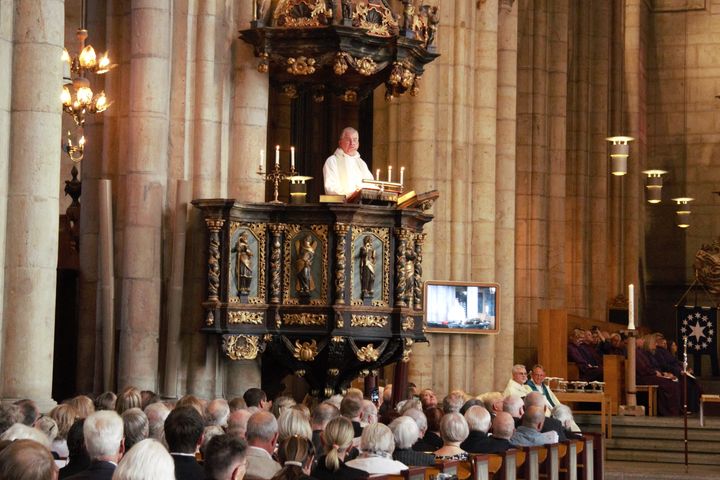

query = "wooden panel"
[
  {"left": 603, "top": 354, "right": 624, "bottom": 415},
  {"left": 538, "top": 309, "right": 568, "bottom": 379}
]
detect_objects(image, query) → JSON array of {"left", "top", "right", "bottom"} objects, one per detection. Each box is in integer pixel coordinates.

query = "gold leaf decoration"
[
  {"left": 228, "top": 311, "right": 263, "bottom": 325},
  {"left": 351, "top": 315, "right": 388, "bottom": 328},
  {"left": 402, "top": 316, "right": 415, "bottom": 331},
  {"left": 356, "top": 343, "right": 381, "bottom": 362},
  {"left": 293, "top": 339, "right": 319, "bottom": 362},
  {"left": 223, "top": 335, "right": 260, "bottom": 360},
  {"left": 283, "top": 314, "right": 327, "bottom": 327}
]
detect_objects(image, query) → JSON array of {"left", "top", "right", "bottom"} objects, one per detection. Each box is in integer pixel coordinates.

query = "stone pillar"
[
  {"left": 0, "top": 0, "right": 14, "bottom": 379},
  {"left": 117, "top": 1, "right": 171, "bottom": 390},
  {"left": 493, "top": 0, "right": 517, "bottom": 390},
  {"left": 2, "top": 0, "right": 64, "bottom": 409},
  {"left": 219, "top": 0, "right": 268, "bottom": 396}
]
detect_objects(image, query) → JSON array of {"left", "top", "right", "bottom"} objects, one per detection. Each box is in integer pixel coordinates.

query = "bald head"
[
  {"left": 522, "top": 406, "right": 546, "bottom": 430},
  {"left": 503, "top": 396, "right": 524, "bottom": 418},
  {"left": 524, "top": 392, "right": 546, "bottom": 410},
  {"left": 491, "top": 412, "right": 515, "bottom": 440},
  {"left": 227, "top": 409, "right": 253, "bottom": 438}
]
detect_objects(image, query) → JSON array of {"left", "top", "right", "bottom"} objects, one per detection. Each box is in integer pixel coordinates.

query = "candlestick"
[
  {"left": 376, "top": 169, "right": 380, "bottom": 180},
  {"left": 259, "top": 149, "right": 265, "bottom": 172},
  {"left": 400, "top": 166, "right": 405, "bottom": 185},
  {"left": 628, "top": 284, "right": 635, "bottom": 330},
  {"left": 388, "top": 165, "right": 392, "bottom": 183},
  {"left": 275, "top": 145, "right": 280, "bottom": 167},
  {"left": 291, "top": 146, "right": 295, "bottom": 170}
]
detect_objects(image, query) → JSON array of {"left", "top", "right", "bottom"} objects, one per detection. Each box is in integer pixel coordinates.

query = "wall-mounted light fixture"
[
  {"left": 606, "top": 136, "right": 634, "bottom": 176},
  {"left": 672, "top": 197, "right": 694, "bottom": 228},
  {"left": 642, "top": 170, "right": 667, "bottom": 204}
]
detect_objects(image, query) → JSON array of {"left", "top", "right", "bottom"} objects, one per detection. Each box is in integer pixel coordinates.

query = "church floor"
[{"left": 605, "top": 461, "right": 720, "bottom": 479}]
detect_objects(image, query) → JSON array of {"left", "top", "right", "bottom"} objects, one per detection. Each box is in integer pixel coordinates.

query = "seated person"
[
  {"left": 485, "top": 413, "right": 515, "bottom": 453},
  {"left": 459, "top": 406, "right": 493, "bottom": 454},
  {"left": 510, "top": 406, "right": 558, "bottom": 447},
  {"left": 389, "top": 416, "right": 435, "bottom": 466},
  {"left": 433, "top": 412, "right": 469, "bottom": 461},
  {"left": 345, "top": 423, "right": 407, "bottom": 476},
  {"left": 654, "top": 333, "right": 701, "bottom": 412},
  {"left": 567, "top": 329, "right": 603, "bottom": 381},
  {"left": 503, "top": 364, "right": 532, "bottom": 398},
  {"left": 637, "top": 335, "right": 681, "bottom": 416},
  {"left": 552, "top": 405, "right": 582, "bottom": 440},
  {"left": 323, "top": 127, "right": 374, "bottom": 197},
  {"left": 312, "top": 417, "right": 365, "bottom": 480}
]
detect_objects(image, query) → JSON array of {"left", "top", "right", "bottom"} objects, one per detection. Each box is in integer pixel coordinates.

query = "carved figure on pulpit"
[
  {"left": 233, "top": 232, "right": 253, "bottom": 295},
  {"left": 342, "top": 0, "right": 352, "bottom": 21},
  {"left": 360, "top": 235, "right": 376, "bottom": 299},
  {"left": 295, "top": 235, "right": 317, "bottom": 294},
  {"left": 426, "top": 6, "right": 439, "bottom": 48},
  {"left": 404, "top": 243, "right": 416, "bottom": 303}
]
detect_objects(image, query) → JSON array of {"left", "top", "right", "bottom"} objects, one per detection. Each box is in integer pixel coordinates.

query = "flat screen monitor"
[{"left": 424, "top": 281, "right": 499, "bottom": 334}]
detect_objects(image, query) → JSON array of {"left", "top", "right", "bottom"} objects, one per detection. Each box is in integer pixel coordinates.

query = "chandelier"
[{"left": 240, "top": 0, "right": 440, "bottom": 102}]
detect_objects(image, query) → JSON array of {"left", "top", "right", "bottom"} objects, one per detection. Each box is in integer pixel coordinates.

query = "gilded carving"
[
  {"left": 270, "top": 224, "right": 285, "bottom": 304},
  {"left": 223, "top": 335, "right": 261, "bottom": 360},
  {"left": 335, "top": 312, "right": 344, "bottom": 329},
  {"left": 257, "top": 52, "right": 269, "bottom": 73},
  {"left": 332, "top": 336, "right": 345, "bottom": 343},
  {"left": 353, "top": 1, "right": 398, "bottom": 37},
  {"left": 350, "top": 315, "right": 388, "bottom": 328},
  {"left": 287, "top": 56, "right": 317, "bottom": 75},
  {"left": 205, "top": 219, "right": 225, "bottom": 302},
  {"left": 343, "top": 89, "right": 358, "bottom": 103},
  {"left": 283, "top": 314, "right": 327, "bottom": 327},
  {"left": 282, "top": 84, "right": 298, "bottom": 98},
  {"left": 695, "top": 238, "right": 720, "bottom": 294},
  {"left": 334, "top": 224, "right": 350, "bottom": 305},
  {"left": 350, "top": 227, "right": 390, "bottom": 306},
  {"left": 402, "top": 338, "right": 414, "bottom": 362},
  {"left": 273, "top": 0, "right": 333, "bottom": 28},
  {"left": 206, "top": 311, "right": 214, "bottom": 326},
  {"left": 413, "top": 234, "right": 425, "bottom": 310},
  {"left": 295, "top": 369, "right": 306, "bottom": 377},
  {"left": 395, "top": 230, "right": 408, "bottom": 306},
  {"left": 402, "top": 316, "right": 415, "bottom": 331},
  {"left": 328, "top": 368, "right": 339, "bottom": 377},
  {"left": 292, "top": 339, "right": 319, "bottom": 361},
  {"left": 334, "top": 52, "right": 349, "bottom": 75},
  {"left": 283, "top": 224, "right": 328, "bottom": 305},
  {"left": 228, "top": 311, "right": 263, "bottom": 325},
  {"left": 355, "top": 343, "right": 380, "bottom": 362}
]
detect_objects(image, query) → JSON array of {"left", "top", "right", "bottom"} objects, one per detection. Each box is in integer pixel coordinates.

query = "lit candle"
[
  {"left": 400, "top": 166, "right": 405, "bottom": 186},
  {"left": 259, "top": 149, "right": 265, "bottom": 172},
  {"left": 275, "top": 145, "right": 280, "bottom": 167},
  {"left": 376, "top": 169, "right": 380, "bottom": 180},
  {"left": 291, "top": 146, "right": 295, "bottom": 170},
  {"left": 388, "top": 165, "right": 392, "bottom": 183},
  {"left": 628, "top": 284, "right": 635, "bottom": 330}
]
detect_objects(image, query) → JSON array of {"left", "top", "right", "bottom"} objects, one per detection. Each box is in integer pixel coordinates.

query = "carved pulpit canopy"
[
  {"left": 695, "top": 238, "right": 720, "bottom": 295},
  {"left": 241, "top": 0, "right": 440, "bottom": 102}
]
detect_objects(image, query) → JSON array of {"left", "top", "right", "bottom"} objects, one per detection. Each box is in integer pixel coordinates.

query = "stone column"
[
  {"left": 493, "top": 0, "right": 517, "bottom": 390},
  {"left": 0, "top": 0, "right": 14, "bottom": 378},
  {"left": 2, "top": 0, "right": 64, "bottom": 409},
  {"left": 220, "top": 0, "right": 269, "bottom": 397},
  {"left": 117, "top": 1, "right": 171, "bottom": 390}
]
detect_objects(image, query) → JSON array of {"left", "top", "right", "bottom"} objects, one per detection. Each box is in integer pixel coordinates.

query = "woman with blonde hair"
[
  {"left": 69, "top": 395, "right": 95, "bottom": 419},
  {"left": 48, "top": 403, "right": 78, "bottom": 459},
  {"left": 278, "top": 408, "right": 312, "bottom": 443},
  {"left": 311, "top": 417, "right": 365, "bottom": 480},
  {"left": 116, "top": 387, "right": 143, "bottom": 415},
  {"left": 271, "top": 435, "right": 315, "bottom": 480}
]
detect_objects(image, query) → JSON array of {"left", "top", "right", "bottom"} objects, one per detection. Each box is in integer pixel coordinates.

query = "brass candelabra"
[{"left": 258, "top": 163, "right": 291, "bottom": 204}]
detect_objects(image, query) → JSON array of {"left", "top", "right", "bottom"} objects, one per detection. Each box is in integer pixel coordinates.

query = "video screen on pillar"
[{"left": 424, "top": 282, "right": 499, "bottom": 333}]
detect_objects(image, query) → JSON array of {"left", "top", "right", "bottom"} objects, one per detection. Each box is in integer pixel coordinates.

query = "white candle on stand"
[
  {"left": 275, "top": 145, "right": 280, "bottom": 167},
  {"left": 400, "top": 166, "right": 405, "bottom": 185},
  {"left": 259, "top": 149, "right": 265, "bottom": 172},
  {"left": 290, "top": 146, "right": 295, "bottom": 170},
  {"left": 376, "top": 169, "right": 380, "bottom": 180},
  {"left": 388, "top": 165, "right": 392, "bottom": 183},
  {"left": 628, "top": 283, "right": 635, "bottom": 330}
]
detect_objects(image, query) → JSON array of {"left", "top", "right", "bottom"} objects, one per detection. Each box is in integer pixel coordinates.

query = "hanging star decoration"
[{"left": 680, "top": 311, "right": 715, "bottom": 352}]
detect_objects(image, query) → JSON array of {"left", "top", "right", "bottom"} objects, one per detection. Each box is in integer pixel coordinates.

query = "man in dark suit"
[
  {"left": 460, "top": 406, "right": 494, "bottom": 453},
  {"left": 486, "top": 412, "right": 515, "bottom": 453},
  {"left": 165, "top": 406, "right": 205, "bottom": 480},
  {"left": 66, "top": 411, "right": 124, "bottom": 480},
  {"left": 59, "top": 419, "right": 90, "bottom": 479}
]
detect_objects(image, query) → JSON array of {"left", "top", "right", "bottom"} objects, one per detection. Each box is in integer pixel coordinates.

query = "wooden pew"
[
  {"left": 518, "top": 445, "right": 546, "bottom": 480},
  {"left": 559, "top": 440, "right": 579, "bottom": 480},
  {"left": 540, "top": 443, "right": 560, "bottom": 480},
  {"left": 371, "top": 466, "right": 430, "bottom": 480},
  {"left": 470, "top": 454, "right": 491, "bottom": 480}
]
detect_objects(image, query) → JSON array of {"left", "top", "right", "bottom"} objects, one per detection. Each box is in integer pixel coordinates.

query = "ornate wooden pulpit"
[{"left": 193, "top": 200, "right": 433, "bottom": 397}]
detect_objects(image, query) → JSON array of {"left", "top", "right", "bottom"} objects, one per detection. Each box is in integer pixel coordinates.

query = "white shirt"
[
  {"left": 503, "top": 378, "right": 532, "bottom": 398},
  {"left": 323, "top": 148, "right": 374, "bottom": 196},
  {"left": 346, "top": 455, "right": 408, "bottom": 476}
]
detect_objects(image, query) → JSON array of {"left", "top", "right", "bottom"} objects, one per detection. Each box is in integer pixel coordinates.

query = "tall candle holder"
[{"left": 258, "top": 163, "right": 287, "bottom": 204}]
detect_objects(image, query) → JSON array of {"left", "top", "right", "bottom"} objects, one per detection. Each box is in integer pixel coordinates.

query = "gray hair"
[
  {"left": 122, "top": 408, "right": 149, "bottom": 451},
  {"left": 512, "top": 364, "right": 527, "bottom": 374},
  {"left": 389, "top": 416, "right": 419, "bottom": 450},
  {"left": 503, "top": 395, "right": 524, "bottom": 417},
  {"left": 442, "top": 391, "right": 465, "bottom": 414},
  {"left": 464, "top": 405, "right": 491, "bottom": 433},
  {"left": 272, "top": 395, "right": 296, "bottom": 419},
  {"left": 34, "top": 415, "right": 59, "bottom": 442},
  {"left": 84, "top": 410, "right": 124, "bottom": 459},
  {"left": 246, "top": 411, "right": 278, "bottom": 443},
  {"left": 398, "top": 398, "right": 422, "bottom": 415},
  {"left": 144, "top": 402, "right": 170, "bottom": 443},
  {"left": 552, "top": 404, "right": 575, "bottom": 429},
  {"left": 311, "top": 402, "right": 339, "bottom": 429},
  {"left": 277, "top": 408, "right": 312, "bottom": 442},
  {"left": 206, "top": 399, "right": 230, "bottom": 427},
  {"left": 402, "top": 408, "right": 428, "bottom": 435},
  {"left": 361, "top": 400, "right": 378, "bottom": 424},
  {"left": 113, "top": 438, "right": 175, "bottom": 480},
  {"left": 360, "top": 423, "right": 395, "bottom": 457},
  {"left": 439, "top": 412, "right": 469, "bottom": 443},
  {"left": 1, "top": 423, "right": 51, "bottom": 448}
]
